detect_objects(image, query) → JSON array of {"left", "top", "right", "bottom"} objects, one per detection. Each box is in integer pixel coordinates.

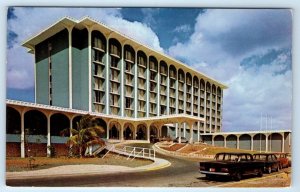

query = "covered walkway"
[{"left": 6, "top": 99, "right": 204, "bottom": 158}]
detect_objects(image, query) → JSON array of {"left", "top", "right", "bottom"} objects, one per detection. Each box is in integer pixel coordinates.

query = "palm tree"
[{"left": 60, "top": 114, "right": 106, "bottom": 158}]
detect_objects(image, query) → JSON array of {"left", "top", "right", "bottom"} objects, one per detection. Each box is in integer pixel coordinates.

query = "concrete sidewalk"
[{"left": 6, "top": 157, "right": 171, "bottom": 180}]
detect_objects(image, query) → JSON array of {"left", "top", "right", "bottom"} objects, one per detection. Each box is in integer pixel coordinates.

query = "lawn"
[{"left": 6, "top": 153, "right": 153, "bottom": 172}]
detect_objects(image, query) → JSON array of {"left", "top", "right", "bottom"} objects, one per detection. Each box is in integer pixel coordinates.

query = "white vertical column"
[
  {"left": 120, "top": 45, "right": 125, "bottom": 117},
  {"left": 251, "top": 135, "right": 254, "bottom": 151},
  {"left": 134, "top": 51, "right": 138, "bottom": 118},
  {"left": 21, "top": 110, "right": 25, "bottom": 158},
  {"left": 87, "top": 28, "right": 92, "bottom": 112},
  {"left": 146, "top": 57, "right": 150, "bottom": 117},
  {"left": 265, "top": 134, "right": 269, "bottom": 152},
  {"left": 178, "top": 123, "right": 182, "bottom": 143},
  {"left": 204, "top": 81, "right": 207, "bottom": 133},
  {"left": 107, "top": 122, "right": 110, "bottom": 140},
  {"left": 175, "top": 123, "right": 178, "bottom": 138},
  {"left": 237, "top": 135, "right": 240, "bottom": 149},
  {"left": 176, "top": 70, "right": 179, "bottom": 114},
  {"left": 166, "top": 66, "right": 170, "bottom": 115},
  {"left": 147, "top": 124, "right": 150, "bottom": 142},
  {"left": 224, "top": 136, "right": 227, "bottom": 148},
  {"left": 67, "top": 26, "right": 74, "bottom": 109},
  {"left": 282, "top": 133, "right": 285, "bottom": 153},
  {"left": 105, "top": 38, "right": 110, "bottom": 114},
  {"left": 157, "top": 62, "right": 160, "bottom": 116},
  {"left": 47, "top": 114, "right": 51, "bottom": 157},
  {"left": 120, "top": 123, "right": 124, "bottom": 141},
  {"left": 189, "top": 123, "right": 193, "bottom": 143},
  {"left": 197, "top": 122, "right": 200, "bottom": 142}
]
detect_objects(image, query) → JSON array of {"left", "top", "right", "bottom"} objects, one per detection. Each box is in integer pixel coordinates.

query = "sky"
[{"left": 6, "top": 7, "right": 292, "bottom": 132}]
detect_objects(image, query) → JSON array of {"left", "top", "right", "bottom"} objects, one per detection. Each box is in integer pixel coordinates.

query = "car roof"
[
  {"left": 216, "top": 152, "right": 252, "bottom": 155},
  {"left": 253, "top": 153, "right": 276, "bottom": 155}
]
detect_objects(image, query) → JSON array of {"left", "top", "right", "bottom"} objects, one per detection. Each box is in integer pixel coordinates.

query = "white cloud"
[
  {"left": 173, "top": 24, "right": 191, "bottom": 33},
  {"left": 168, "top": 9, "right": 292, "bottom": 132},
  {"left": 7, "top": 7, "right": 163, "bottom": 89}
]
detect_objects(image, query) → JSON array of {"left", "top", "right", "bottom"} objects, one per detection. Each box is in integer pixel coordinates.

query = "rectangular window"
[
  {"left": 150, "top": 82, "right": 156, "bottom": 92},
  {"left": 126, "top": 62, "right": 131, "bottom": 72},
  {"left": 94, "top": 51, "right": 103, "bottom": 62},
  {"left": 111, "top": 56, "right": 119, "bottom": 68},
  {"left": 126, "top": 98, "right": 131, "bottom": 109},
  {"left": 110, "top": 44, "right": 119, "bottom": 56},
  {"left": 150, "top": 71, "right": 156, "bottom": 81},
  {"left": 138, "top": 56, "right": 146, "bottom": 66},
  {"left": 125, "top": 51, "right": 133, "bottom": 62}
]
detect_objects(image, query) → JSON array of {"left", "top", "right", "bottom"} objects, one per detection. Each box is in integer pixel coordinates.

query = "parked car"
[
  {"left": 253, "top": 153, "right": 281, "bottom": 173},
  {"left": 173, "top": 137, "right": 188, "bottom": 143},
  {"left": 199, "top": 152, "right": 264, "bottom": 181},
  {"left": 274, "top": 153, "right": 290, "bottom": 168}
]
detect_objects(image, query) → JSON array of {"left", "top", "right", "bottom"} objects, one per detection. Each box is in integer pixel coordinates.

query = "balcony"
[
  {"left": 110, "top": 65, "right": 120, "bottom": 71},
  {"left": 93, "top": 74, "right": 105, "bottom": 79},
  {"left": 138, "top": 73, "right": 146, "bottom": 79},
  {"left": 110, "top": 78, "right": 120, "bottom": 84},
  {"left": 93, "top": 60, "right": 104, "bottom": 66},
  {"left": 138, "top": 62, "right": 146, "bottom": 68},
  {"left": 93, "top": 46, "right": 105, "bottom": 53},
  {"left": 125, "top": 81, "right": 134, "bottom": 87}
]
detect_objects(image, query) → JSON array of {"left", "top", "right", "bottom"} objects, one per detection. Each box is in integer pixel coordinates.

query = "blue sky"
[{"left": 6, "top": 7, "right": 292, "bottom": 132}]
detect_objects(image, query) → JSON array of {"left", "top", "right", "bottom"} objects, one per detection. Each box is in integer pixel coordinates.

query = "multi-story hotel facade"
[
  {"left": 6, "top": 17, "right": 290, "bottom": 158},
  {"left": 6, "top": 17, "right": 226, "bottom": 157}
]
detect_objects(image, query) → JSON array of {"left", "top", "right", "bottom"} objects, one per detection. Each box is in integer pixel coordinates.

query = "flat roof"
[
  {"left": 22, "top": 16, "right": 227, "bottom": 89},
  {"left": 6, "top": 99, "right": 204, "bottom": 126}
]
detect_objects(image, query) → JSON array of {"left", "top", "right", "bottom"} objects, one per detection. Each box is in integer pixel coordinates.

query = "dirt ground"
[
  {"left": 220, "top": 169, "right": 291, "bottom": 187},
  {"left": 6, "top": 153, "right": 152, "bottom": 172}
]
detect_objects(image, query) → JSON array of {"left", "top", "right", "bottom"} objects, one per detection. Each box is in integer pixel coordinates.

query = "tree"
[{"left": 60, "top": 114, "right": 106, "bottom": 158}]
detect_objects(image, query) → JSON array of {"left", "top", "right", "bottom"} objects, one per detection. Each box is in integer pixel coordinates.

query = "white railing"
[{"left": 103, "top": 143, "right": 155, "bottom": 161}]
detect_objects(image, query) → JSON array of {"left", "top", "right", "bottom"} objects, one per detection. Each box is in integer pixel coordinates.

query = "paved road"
[{"left": 7, "top": 143, "right": 281, "bottom": 187}]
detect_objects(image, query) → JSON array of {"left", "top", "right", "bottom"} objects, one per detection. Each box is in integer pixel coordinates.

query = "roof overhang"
[{"left": 6, "top": 99, "right": 204, "bottom": 126}]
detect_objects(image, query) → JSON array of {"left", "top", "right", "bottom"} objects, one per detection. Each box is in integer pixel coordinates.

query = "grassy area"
[
  {"left": 6, "top": 153, "right": 153, "bottom": 172},
  {"left": 160, "top": 143, "right": 259, "bottom": 156}
]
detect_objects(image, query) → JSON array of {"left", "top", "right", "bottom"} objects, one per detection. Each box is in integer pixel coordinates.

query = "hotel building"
[{"left": 6, "top": 17, "right": 290, "bottom": 157}]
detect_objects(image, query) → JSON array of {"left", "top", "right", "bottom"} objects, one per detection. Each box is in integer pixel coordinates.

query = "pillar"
[
  {"left": 47, "top": 114, "right": 51, "bottom": 157},
  {"left": 20, "top": 110, "right": 25, "bottom": 158},
  {"left": 67, "top": 26, "right": 74, "bottom": 109},
  {"left": 237, "top": 135, "right": 240, "bottom": 149},
  {"left": 107, "top": 121, "right": 110, "bottom": 140},
  {"left": 105, "top": 37, "right": 110, "bottom": 114},
  {"left": 189, "top": 123, "right": 193, "bottom": 144},
  {"left": 265, "top": 134, "right": 268, "bottom": 152},
  {"left": 251, "top": 135, "right": 254, "bottom": 151},
  {"left": 120, "top": 45, "right": 125, "bottom": 117},
  {"left": 147, "top": 124, "right": 150, "bottom": 142},
  {"left": 282, "top": 133, "right": 285, "bottom": 153},
  {"left": 87, "top": 27, "right": 92, "bottom": 112},
  {"left": 134, "top": 49, "right": 138, "bottom": 118},
  {"left": 212, "top": 135, "right": 215, "bottom": 146},
  {"left": 224, "top": 135, "right": 227, "bottom": 148},
  {"left": 183, "top": 123, "right": 186, "bottom": 138},
  {"left": 178, "top": 122, "right": 182, "bottom": 143},
  {"left": 120, "top": 122, "right": 124, "bottom": 141},
  {"left": 175, "top": 123, "right": 178, "bottom": 138},
  {"left": 197, "top": 122, "right": 200, "bottom": 142}
]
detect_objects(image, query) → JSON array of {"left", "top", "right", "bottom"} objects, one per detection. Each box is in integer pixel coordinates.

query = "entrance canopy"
[{"left": 6, "top": 99, "right": 205, "bottom": 127}]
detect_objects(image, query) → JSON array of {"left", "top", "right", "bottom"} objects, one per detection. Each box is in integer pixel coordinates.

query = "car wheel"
[
  {"left": 206, "top": 174, "right": 214, "bottom": 180},
  {"left": 257, "top": 169, "right": 263, "bottom": 177},
  {"left": 267, "top": 167, "right": 272, "bottom": 174},
  {"left": 234, "top": 172, "right": 242, "bottom": 181},
  {"left": 277, "top": 165, "right": 280, "bottom": 172}
]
